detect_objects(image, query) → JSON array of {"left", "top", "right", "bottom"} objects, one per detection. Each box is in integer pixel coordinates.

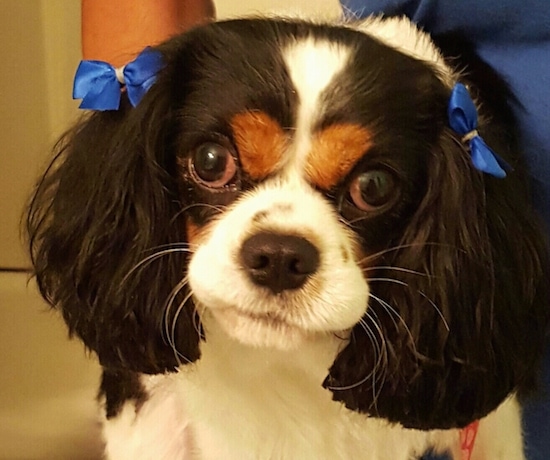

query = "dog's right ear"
[{"left": 26, "top": 41, "right": 201, "bottom": 374}]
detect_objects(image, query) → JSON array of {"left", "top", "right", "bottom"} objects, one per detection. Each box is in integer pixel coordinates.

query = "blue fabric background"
[{"left": 340, "top": 1, "right": 550, "bottom": 459}]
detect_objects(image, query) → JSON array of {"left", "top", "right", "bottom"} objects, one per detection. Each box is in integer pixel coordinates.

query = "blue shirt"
[{"left": 340, "top": 1, "right": 550, "bottom": 459}]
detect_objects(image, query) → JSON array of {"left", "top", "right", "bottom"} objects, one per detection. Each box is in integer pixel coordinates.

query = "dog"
[{"left": 27, "top": 15, "right": 549, "bottom": 459}]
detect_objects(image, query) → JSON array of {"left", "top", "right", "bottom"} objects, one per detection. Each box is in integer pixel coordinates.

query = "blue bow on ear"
[
  {"left": 73, "top": 47, "right": 164, "bottom": 111},
  {"left": 447, "top": 83, "right": 510, "bottom": 179}
]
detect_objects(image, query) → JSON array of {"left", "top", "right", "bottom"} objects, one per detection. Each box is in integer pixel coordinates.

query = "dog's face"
[
  {"left": 181, "top": 19, "right": 445, "bottom": 351},
  {"left": 28, "top": 17, "right": 548, "bottom": 430}
]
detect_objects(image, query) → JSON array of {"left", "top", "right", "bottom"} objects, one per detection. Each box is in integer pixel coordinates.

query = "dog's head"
[{"left": 27, "top": 17, "right": 548, "bottom": 429}]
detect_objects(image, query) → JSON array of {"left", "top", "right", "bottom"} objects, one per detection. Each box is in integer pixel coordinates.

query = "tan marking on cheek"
[
  {"left": 231, "top": 111, "right": 287, "bottom": 180},
  {"left": 186, "top": 217, "right": 210, "bottom": 246},
  {"left": 306, "top": 124, "right": 374, "bottom": 190}
]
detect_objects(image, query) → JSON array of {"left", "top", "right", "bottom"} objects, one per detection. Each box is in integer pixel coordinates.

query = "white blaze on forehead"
[
  {"left": 283, "top": 38, "right": 351, "bottom": 166},
  {"left": 283, "top": 38, "right": 350, "bottom": 117},
  {"left": 355, "top": 15, "right": 456, "bottom": 87}
]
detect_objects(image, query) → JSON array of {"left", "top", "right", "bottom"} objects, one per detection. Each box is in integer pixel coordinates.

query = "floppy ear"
[
  {"left": 27, "top": 52, "right": 201, "bottom": 373},
  {"left": 325, "top": 127, "right": 549, "bottom": 429}
]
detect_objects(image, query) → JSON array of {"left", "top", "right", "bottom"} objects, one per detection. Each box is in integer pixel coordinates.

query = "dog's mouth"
[
  {"left": 209, "top": 306, "right": 316, "bottom": 350},
  {"left": 233, "top": 309, "right": 288, "bottom": 326}
]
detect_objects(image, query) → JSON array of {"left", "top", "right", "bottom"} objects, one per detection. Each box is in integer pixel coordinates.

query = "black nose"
[{"left": 240, "top": 232, "right": 320, "bottom": 294}]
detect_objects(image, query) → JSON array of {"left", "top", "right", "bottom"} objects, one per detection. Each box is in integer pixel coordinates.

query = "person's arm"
[{"left": 81, "top": 0, "right": 215, "bottom": 66}]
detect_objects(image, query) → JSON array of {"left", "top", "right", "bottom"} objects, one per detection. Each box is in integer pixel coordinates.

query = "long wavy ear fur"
[
  {"left": 326, "top": 120, "right": 549, "bottom": 428},
  {"left": 26, "top": 51, "right": 200, "bottom": 373},
  {"left": 325, "top": 27, "right": 549, "bottom": 430}
]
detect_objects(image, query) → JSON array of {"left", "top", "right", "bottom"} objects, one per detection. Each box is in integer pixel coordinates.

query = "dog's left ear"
[
  {"left": 26, "top": 41, "right": 201, "bottom": 374},
  {"left": 325, "top": 121, "right": 549, "bottom": 429}
]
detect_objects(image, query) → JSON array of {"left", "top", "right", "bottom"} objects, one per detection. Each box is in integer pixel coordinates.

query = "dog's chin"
[{"left": 208, "top": 307, "right": 322, "bottom": 351}]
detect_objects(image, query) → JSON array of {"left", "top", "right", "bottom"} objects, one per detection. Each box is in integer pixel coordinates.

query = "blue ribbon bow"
[
  {"left": 448, "top": 83, "right": 510, "bottom": 178},
  {"left": 73, "top": 47, "right": 164, "bottom": 111}
]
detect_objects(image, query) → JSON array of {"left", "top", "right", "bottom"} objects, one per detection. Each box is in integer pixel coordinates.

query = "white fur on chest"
[
  {"left": 102, "top": 329, "right": 464, "bottom": 460},
  {"left": 102, "top": 331, "right": 526, "bottom": 460}
]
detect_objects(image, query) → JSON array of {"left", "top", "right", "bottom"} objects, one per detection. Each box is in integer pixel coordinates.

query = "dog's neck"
[
  {"left": 196, "top": 312, "right": 345, "bottom": 386},
  {"left": 169, "top": 316, "right": 370, "bottom": 459}
]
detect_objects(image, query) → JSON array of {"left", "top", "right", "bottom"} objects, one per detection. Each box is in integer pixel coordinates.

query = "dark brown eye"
[
  {"left": 190, "top": 142, "right": 237, "bottom": 188},
  {"left": 349, "top": 169, "right": 397, "bottom": 211}
]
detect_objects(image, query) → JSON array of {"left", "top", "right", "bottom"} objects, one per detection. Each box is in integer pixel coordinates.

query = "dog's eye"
[
  {"left": 349, "top": 170, "right": 397, "bottom": 211},
  {"left": 190, "top": 142, "right": 237, "bottom": 188}
]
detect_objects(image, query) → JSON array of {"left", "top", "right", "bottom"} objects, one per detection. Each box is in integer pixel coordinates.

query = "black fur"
[
  {"left": 27, "top": 18, "right": 548, "bottom": 429},
  {"left": 324, "top": 30, "right": 549, "bottom": 429},
  {"left": 100, "top": 369, "right": 148, "bottom": 420}
]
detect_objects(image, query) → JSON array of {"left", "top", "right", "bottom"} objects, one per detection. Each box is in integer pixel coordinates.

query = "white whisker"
[
  {"left": 369, "top": 293, "right": 400, "bottom": 332},
  {"left": 163, "top": 277, "right": 190, "bottom": 349},
  {"left": 367, "top": 277, "right": 410, "bottom": 286},
  {"left": 369, "top": 293, "right": 419, "bottom": 359},
  {"left": 364, "top": 312, "right": 390, "bottom": 408},
  {"left": 169, "top": 289, "right": 195, "bottom": 366},
  {"left": 170, "top": 202, "right": 226, "bottom": 225},
  {"left": 418, "top": 290, "right": 450, "bottom": 331},
  {"left": 328, "top": 314, "right": 388, "bottom": 394},
  {"left": 122, "top": 246, "right": 193, "bottom": 285},
  {"left": 351, "top": 241, "right": 460, "bottom": 265},
  {"left": 362, "top": 265, "right": 426, "bottom": 276},
  {"left": 367, "top": 272, "right": 450, "bottom": 330}
]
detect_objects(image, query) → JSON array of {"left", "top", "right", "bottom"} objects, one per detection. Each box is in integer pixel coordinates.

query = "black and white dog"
[{"left": 27, "top": 15, "right": 548, "bottom": 459}]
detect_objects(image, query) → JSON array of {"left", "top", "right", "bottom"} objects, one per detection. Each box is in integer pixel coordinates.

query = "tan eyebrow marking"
[
  {"left": 231, "top": 111, "right": 288, "bottom": 181},
  {"left": 305, "top": 124, "right": 374, "bottom": 190}
]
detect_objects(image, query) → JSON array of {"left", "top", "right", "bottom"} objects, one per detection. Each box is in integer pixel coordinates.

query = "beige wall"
[
  {"left": 0, "top": 1, "right": 81, "bottom": 268},
  {"left": 217, "top": 0, "right": 341, "bottom": 18}
]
